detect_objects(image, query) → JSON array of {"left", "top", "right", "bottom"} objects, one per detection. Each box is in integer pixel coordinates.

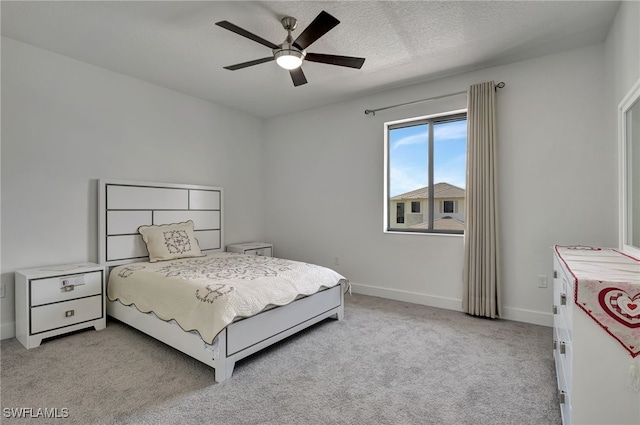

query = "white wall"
[
  {"left": 263, "top": 43, "right": 615, "bottom": 326},
  {"left": 0, "top": 37, "right": 266, "bottom": 338}
]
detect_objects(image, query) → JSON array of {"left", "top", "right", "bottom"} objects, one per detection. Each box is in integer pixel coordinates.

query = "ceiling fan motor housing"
[{"left": 281, "top": 16, "right": 298, "bottom": 31}]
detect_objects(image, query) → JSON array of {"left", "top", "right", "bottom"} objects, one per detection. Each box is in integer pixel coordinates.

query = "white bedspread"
[{"left": 107, "top": 252, "right": 346, "bottom": 344}]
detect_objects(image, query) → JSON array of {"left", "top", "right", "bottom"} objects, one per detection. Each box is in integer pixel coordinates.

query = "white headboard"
[{"left": 98, "top": 179, "right": 224, "bottom": 267}]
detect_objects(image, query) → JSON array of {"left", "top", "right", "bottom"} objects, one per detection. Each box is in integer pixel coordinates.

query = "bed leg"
[
  {"left": 335, "top": 287, "right": 345, "bottom": 320},
  {"left": 215, "top": 360, "right": 235, "bottom": 383},
  {"left": 213, "top": 330, "right": 235, "bottom": 383}
]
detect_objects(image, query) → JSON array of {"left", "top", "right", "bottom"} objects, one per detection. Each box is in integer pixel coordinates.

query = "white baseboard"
[
  {"left": 501, "top": 307, "right": 553, "bottom": 327},
  {"left": 349, "top": 282, "right": 552, "bottom": 327},
  {"left": 1, "top": 321, "right": 16, "bottom": 340},
  {"left": 350, "top": 282, "right": 463, "bottom": 312}
]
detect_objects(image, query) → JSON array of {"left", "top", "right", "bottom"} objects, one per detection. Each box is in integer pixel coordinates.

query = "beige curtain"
[{"left": 463, "top": 81, "right": 501, "bottom": 318}]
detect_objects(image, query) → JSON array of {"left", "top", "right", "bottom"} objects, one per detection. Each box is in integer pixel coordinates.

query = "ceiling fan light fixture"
[{"left": 274, "top": 48, "right": 304, "bottom": 70}]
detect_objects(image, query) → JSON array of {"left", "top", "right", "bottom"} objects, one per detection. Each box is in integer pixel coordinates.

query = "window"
[
  {"left": 385, "top": 111, "right": 467, "bottom": 234},
  {"left": 396, "top": 203, "right": 405, "bottom": 224},
  {"left": 443, "top": 200, "right": 454, "bottom": 214}
]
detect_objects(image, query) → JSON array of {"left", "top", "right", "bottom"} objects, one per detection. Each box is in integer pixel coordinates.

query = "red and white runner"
[{"left": 555, "top": 246, "right": 640, "bottom": 358}]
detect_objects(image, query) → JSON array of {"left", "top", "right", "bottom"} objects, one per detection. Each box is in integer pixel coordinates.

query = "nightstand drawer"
[
  {"left": 246, "top": 247, "right": 272, "bottom": 257},
  {"left": 227, "top": 242, "right": 273, "bottom": 257},
  {"left": 31, "top": 271, "right": 102, "bottom": 306},
  {"left": 31, "top": 295, "right": 102, "bottom": 334}
]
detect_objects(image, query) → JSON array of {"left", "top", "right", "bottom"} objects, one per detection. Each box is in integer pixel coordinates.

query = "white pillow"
[{"left": 138, "top": 220, "right": 203, "bottom": 263}]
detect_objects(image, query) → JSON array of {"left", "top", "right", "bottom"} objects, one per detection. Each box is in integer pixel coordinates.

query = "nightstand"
[
  {"left": 15, "top": 263, "right": 106, "bottom": 349},
  {"left": 226, "top": 242, "right": 273, "bottom": 257}
]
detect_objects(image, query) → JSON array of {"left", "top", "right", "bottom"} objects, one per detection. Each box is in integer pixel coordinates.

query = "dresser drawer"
[
  {"left": 559, "top": 272, "right": 574, "bottom": 336},
  {"left": 557, "top": 339, "right": 573, "bottom": 391},
  {"left": 555, "top": 313, "right": 573, "bottom": 386},
  {"left": 560, "top": 394, "right": 572, "bottom": 425},
  {"left": 553, "top": 325, "right": 561, "bottom": 383},
  {"left": 555, "top": 338, "right": 572, "bottom": 425},
  {"left": 31, "top": 295, "right": 102, "bottom": 334},
  {"left": 31, "top": 271, "right": 102, "bottom": 306},
  {"left": 556, "top": 346, "right": 569, "bottom": 395}
]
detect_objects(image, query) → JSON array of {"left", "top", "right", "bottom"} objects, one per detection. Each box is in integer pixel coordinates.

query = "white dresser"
[
  {"left": 552, "top": 247, "right": 640, "bottom": 425},
  {"left": 15, "top": 263, "right": 106, "bottom": 349}
]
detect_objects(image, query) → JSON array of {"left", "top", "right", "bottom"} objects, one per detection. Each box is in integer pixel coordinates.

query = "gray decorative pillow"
[{"left": 138, "top": 220, "right": 203, "bottom": 262}]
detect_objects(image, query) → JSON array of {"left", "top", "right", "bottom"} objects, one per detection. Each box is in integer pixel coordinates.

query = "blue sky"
[{"left": 389, "top": 120, "right": 467, "bottom": 197}]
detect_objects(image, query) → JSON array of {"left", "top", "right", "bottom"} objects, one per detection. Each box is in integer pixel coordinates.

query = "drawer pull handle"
[
  {"left": 560, "top": 293, "right": 567, "bottom": 306},
  {"left": 553, "top": 305, "right": 558, "bottom": 314},
  {"left": 554, "top": 270, "right": 558, "bottom": 278},
  {"left": 65, "top": 310, "right": 75, "bottom": 318},
  {"left": 559, "top": 391, "right": 566, "bottom": 404},
  {"left": 559, "top": 341, "right": 566, "bottom": 355},
  {"left": 63, "top": 285, "right": 75, "bottom": 292}
]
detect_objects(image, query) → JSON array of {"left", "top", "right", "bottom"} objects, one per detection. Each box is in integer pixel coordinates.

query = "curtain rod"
[{"left": 364, "top": 81, "right": 505, "bottom": 116}]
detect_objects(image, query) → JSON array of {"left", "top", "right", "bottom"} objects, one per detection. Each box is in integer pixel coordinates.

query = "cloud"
[
  {"left": 434, "top": 121, "right": 467, "bottom": 141},
  {"left": 391, "top": 129, "right": 428, "bottom": 150},
  {"left": 389, "top": 165, "right": 427, "bottom": 197}
]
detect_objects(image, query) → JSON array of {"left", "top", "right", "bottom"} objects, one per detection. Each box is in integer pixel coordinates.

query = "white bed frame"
[{"left": 98, "top": 179, "right": 344, "bottom": 382}]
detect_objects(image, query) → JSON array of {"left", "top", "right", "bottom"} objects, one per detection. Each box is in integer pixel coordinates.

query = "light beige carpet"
[{"left": 1, "top": 294, "right": 561, "bottom": 424}]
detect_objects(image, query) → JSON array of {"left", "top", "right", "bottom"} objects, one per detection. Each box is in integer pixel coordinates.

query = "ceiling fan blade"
[
  {"left": 223, "top": 57, "right": 275, "bottom": 71},
  {"left": 293, "top": 10, "right": 340, "bottom": 50},
  {"left": 289, "top": 68, "right": 308, "bottom": 87},
  {"left": 215, "top": 21, "right": 280, "bottom": 50},
  {"left": 305, "top": 53, "right": 365, "bottom": 69}
]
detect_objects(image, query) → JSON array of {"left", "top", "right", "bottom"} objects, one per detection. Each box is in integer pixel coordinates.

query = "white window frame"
[{"left": 383, "top": 109, "right": 467, "bottom": 235}]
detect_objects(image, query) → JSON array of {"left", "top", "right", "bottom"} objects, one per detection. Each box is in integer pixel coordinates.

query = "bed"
[{"left": 98, "top": 179, "right": 346, "bottom": 382}]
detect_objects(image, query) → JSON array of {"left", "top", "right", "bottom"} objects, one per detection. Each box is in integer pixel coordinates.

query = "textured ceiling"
[{"left": 1, "top": 1, "right": 620, "bottom": 118}]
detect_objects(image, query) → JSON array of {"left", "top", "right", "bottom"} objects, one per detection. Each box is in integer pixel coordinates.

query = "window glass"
[
  {"left": 386, "top": 113, "right": 466, "bottom": 234},
  {"left": 396, "top": 203, "right": 405, "bottom": 224},
  {"left": 443, "top": 200, "right": 454, "bottom": 213}
]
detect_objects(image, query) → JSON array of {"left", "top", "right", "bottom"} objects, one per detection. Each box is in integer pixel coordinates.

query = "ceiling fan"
[{"left": 215, "top": 10, "right": 366, "bottom": 87}]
